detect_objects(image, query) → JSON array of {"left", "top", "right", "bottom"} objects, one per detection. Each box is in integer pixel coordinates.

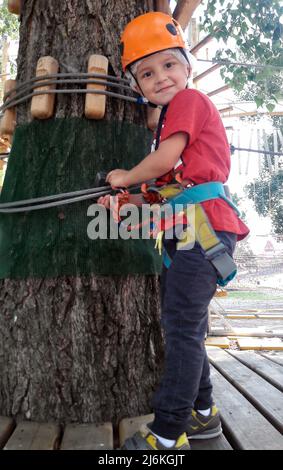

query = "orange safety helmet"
[{"left": 120, "top": 12, "right": 186, "bottom": 71}]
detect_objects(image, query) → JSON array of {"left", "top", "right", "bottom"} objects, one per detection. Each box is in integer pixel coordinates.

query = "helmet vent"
[{"left": 166, "top": 23, "right": 177, "bottom": 36}]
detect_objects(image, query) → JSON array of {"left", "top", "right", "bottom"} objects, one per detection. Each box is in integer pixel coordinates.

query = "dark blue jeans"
[{"left": 150, "top": 231, "right": 236, "bottom": 440}]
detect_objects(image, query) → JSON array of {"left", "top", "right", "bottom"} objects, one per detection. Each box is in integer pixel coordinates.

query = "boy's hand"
[
  {"left": 97, "top": 194, "right": 111, "bottom": 209},
  {"left": 106, "top": 169, "right": 130, "bottom": 188}
]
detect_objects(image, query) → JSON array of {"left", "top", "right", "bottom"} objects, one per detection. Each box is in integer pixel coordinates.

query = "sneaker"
[
  {"left": 121, "top": 423, "right": 190, "bottom": 450},
  {"left": 186, "top": 404, "right": 222, "bottom": 440}
]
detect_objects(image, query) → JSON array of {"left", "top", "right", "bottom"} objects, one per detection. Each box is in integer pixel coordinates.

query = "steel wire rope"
[
  {"left": 1, "top": 73, "right": 133, "bottom": 110},
  {"left": 0, "top": 184, "right": 142, "bottom": 212},
  {"left": 1, "top": 74, "right": 145, "bottom": 113},
  {"left": 1, "top": 79, "right": 134, "bottom": 111},
  {"left": 0, "top": 189, "right": 113, "bottom": 213},
  {"left": 230, "top": 146, "right": 283, "bottom": 157},
  {"left": 0, "top": 184, "right": 112, "bottom": 208},
  {"left": 3, "top": 72, "right": 130, "bottom": 100},
  {"left": 1, "top": 88, "right": 145, "bottom": 112}
]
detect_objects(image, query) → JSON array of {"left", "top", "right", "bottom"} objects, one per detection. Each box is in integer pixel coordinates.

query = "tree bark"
[
  {"left": 17, "top": 0, "right": 154, "bottom": 125},
  {"left": 0, "top": 0, "right": 164, "bottom": 426}
]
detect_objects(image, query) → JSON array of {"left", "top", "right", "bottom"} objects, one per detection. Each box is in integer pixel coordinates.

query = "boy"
[{"left": 99, "top": 12, "right": 249, "bottom": 450}]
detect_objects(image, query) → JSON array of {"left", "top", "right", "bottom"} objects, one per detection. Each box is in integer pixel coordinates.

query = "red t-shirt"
[{"left": 158, "top": 88, "right": 249, "bottom": 240}]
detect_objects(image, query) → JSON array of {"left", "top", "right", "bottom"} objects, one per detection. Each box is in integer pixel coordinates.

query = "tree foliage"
[
  {"left": 0, "top": 0, "right": 19, "bottom": 39},
  {"left": 245, "top": 117, "right": 283, "bottom": 235},
  {"left": 0, "top": 0, "right": 19, "bottom": 76},
  {"left": 231, "top": 192, "right": 247, "bottom": 222},
  {"left": 201, "top": 0, "right": 283, "bottom": 111}
]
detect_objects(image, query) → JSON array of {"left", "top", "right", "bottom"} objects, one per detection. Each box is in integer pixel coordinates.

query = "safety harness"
[{"left": 143, "top": 105, "right": 239, "bottom": 286}]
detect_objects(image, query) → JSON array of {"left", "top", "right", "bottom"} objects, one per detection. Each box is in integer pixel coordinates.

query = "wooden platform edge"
[{"left": 0, "top": 416, "right": 16, "bottom": 449}]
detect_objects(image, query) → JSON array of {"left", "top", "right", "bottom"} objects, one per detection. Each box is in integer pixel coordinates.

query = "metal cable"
[
  {"left": 1, "top": 88, "right": 146, "bottom": 112},
  {"left": 4, "top": 72, "right": 130, "bottom": 100},
  {"left": 1, "top": 78, "right": 134, "bottom": 111},
  {"left": 1, "top": 73, "right": 141, "bottom": 112},
  {"left": 0, "top": 188, "right": 113, "bottom": 213},
  {"left": 230, "top": 145, "right": 283, "bottom": 157},
  {"left": 0, "top": 184, "right": 142, "bottom": 213},
  {"left": 0, "top": 184, "right": 112, "bottom": 208}
]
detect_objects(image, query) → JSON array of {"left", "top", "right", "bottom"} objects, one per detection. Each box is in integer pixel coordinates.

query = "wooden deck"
[{"left": 1, "top": 347, "right": 283, "bottom": 451}]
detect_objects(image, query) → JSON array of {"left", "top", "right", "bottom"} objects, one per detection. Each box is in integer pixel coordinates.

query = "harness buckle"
[
  {"left": 204, "top": 242, "right": 227, "bottom": 261},
  {"left": 204, "top": 242, "right": 237, "bottom": 286}
]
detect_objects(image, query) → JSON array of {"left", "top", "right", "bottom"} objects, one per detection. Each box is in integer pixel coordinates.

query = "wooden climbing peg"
[
  {"left": 8, "top": 0, "right": 21, "bottom": 15},
  {"left": 30, "top": 56, "right": 59, "bottom": 119},
  {"left": 0, "top": 80, "right": 17, "bottom": 136},
  {"left": 85, "top": 55, "right": 108, "bottom": 120}
]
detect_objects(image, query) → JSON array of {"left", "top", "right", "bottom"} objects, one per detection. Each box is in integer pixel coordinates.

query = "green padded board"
[{"left": 0, "top": 118, "right": 162, "bottom": 278}]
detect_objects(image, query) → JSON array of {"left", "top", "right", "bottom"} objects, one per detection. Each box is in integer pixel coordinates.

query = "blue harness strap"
[
  {"left": 161, "top": 181, "right": 238, "bottom": 286},
  {"left": 166, "top": 181, "right": 240, "bottom": 216}
]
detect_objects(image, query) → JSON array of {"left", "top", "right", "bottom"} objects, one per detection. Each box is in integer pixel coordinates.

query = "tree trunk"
[{"left": 0, "top": 0, "right": 164, "bottom": 426}]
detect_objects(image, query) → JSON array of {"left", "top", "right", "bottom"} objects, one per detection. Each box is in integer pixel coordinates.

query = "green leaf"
[
  {"left": 266, "top": 102, "right": 276, "bottom": 113},
  {"left": 254, "top": 96, "right": 264, "bottom": 108},
  {"left": 200, "top": 0, "right": 282, "bottom": 109}
]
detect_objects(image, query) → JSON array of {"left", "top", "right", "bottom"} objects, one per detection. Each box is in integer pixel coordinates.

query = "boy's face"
[{"left": 134, "top": 51, "right": 190, "bottom": 106}]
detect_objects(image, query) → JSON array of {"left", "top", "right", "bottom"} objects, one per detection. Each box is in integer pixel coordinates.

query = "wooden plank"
[
  {"left": 207, "top": 347, "right": 283, "bottom": 433},
  {"left": 207, "top": 85, "right": 230, "bottom": 97},
  {"left": 61, "top": 422, "right": 113, "bottom": 450},
  {"left": 219, "top": 106, "right": 234, "bottom": 114},
  {"left": 232, "top": 328, "right": 283, "bottom": 338},
  {"left": 237, "top": 337, "right": 283, "bottom": 351},
  {"left": 226, "top": 314, "right": 256, "bottom": 319},
  {"left": 193, "top": 64, "right": 221, "bottom": 83},
  {"left": 222, "top": 313, "right": 283, "bottom": 320},
  {"left": 209, "top": 364, "right": 283, "bottom": 450},
  {"left": 227, "top": 350, "right": 283, "bottom": 392},
  {"left": 212, "top": 327, "right": 283, "bottom": 338},
  {"left": 257, "top": 315, "right": 283, "bottom": 320},
  {"left": 119, "top": 414, "right": 154, "bottom": 448},
  {"left": 221, "top": 111, "right": 283, "bottom": 118},
  {"left": 0, "top": 416, "right": 15, "bottom": 449},
  {"left": 258, "top": 351, "right": 283, "bottom": 367},
  {"left": 119, "top": 413, "right": 231, "bottom": 450},
  {"left": 225, "top": 309, "right": 258, "bottom": 314},
  {"left": 4, "top": 421, "right": 61, "bottom": 450},
  {"left": 205, "top": 337, "right": 230, "bottom": 348},
  {"left": 190, "top": 34, "right": 214, "bottom": 54},
  {"left": 258, "top": 309, "right": 283, "bottom": 313},
  {"left": 189, "top": 434, "right": 232, "bottom": 451}
]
